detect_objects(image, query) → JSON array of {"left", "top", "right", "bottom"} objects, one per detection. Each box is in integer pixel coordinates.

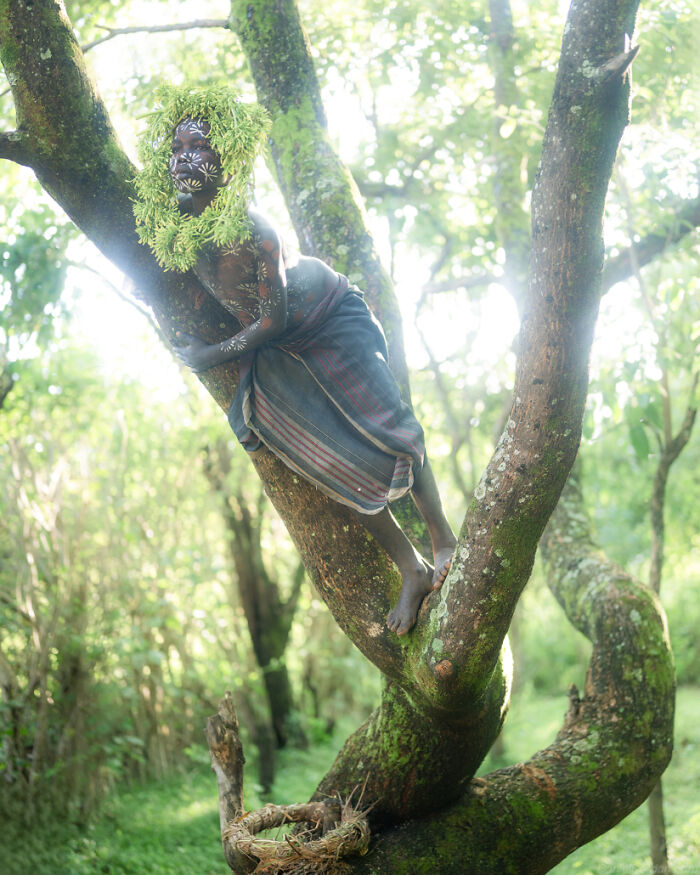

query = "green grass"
[
  {"left": 0, "top": 722, "right": 351, "bottom": 875},
  {"left": 2, "top": 690, "right": 698, "bottom": 873}
]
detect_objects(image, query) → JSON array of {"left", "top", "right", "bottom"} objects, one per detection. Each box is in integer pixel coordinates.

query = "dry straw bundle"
[{"left": 223, "top": 800, "right": 370, "bottom": 874}]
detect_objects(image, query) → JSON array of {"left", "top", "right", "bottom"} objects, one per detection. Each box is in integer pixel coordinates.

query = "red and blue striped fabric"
[{"left": 228, "top": 277, "right": 425, "bottom": 514}]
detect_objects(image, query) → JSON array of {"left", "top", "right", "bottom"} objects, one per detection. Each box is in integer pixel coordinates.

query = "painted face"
[{"left": 169, "top": 118, "right": 222, "bottom": 194}]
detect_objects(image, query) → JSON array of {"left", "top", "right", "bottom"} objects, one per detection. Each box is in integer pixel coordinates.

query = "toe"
[
  {"left": 432, "top": 553, "right": 454, "bottom": 589},
  {"left": 396, "top": 614, "right": 415, "bottom": 636}
]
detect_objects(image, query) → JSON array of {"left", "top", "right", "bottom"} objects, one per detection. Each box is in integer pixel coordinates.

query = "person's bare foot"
[
  {"left": 431, "top": 543, "right": 456, "bottom": 590},
  {"left": 386, "top": 561, "right": 433, "bottom": 636}
]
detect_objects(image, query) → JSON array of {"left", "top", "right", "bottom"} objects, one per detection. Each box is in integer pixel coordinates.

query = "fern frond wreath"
[{"left": 133, "top": 84, "right": 271, "bottom": 272}]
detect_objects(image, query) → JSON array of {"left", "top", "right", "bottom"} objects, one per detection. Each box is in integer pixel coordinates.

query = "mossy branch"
[
  {"left": 393, "top": 0, "right": 640, "bottom": 714},
  {"left": 0, "top": 129, "right": 32, "bottom": 165},
  {"left": 229, "top": 0, "right": 410, "bottom": 395},
  {"left": 338, "top": 471, "right": 674, "bottom": 872}
]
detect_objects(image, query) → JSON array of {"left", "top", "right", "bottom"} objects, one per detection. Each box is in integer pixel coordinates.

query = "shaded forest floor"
[{"left": 3, "top": 687, "right": 698, "bottom": 874}]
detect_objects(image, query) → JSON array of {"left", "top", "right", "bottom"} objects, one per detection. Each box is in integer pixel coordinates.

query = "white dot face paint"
[
  {"left": 178, "top": 119, "right": 210, "bottom": 138},
  {"left": 169, "top": 118, "right": 222, "bottom": 194}
]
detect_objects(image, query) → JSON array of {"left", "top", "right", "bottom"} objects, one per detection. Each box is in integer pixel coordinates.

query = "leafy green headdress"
[{"left": 133, "top": 84, "right": 271, "bottom": 272}]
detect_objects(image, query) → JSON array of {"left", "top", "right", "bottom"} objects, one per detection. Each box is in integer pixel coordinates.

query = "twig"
[
  {"left": 0, "top": 20, "right": 230, "bottom": 100},
  {"left": 81, "top": 19, "right": 229, "bottom": 52}
]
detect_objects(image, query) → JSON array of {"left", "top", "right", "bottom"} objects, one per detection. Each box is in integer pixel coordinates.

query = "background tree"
[{"left": 203, "top": 439, "right": 307, "bottom": 751}]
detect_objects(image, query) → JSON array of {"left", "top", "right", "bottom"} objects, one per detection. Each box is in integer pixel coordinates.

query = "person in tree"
[{"left": 134, "top": 86, "right": 456, "bottom": 635}]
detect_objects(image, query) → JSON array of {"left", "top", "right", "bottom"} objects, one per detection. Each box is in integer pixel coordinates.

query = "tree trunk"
[
  {"left": 646, "top": 396, "right": 696, "bottom": 875},
  {"left": 203, "top": 442, "right": 305, "bottom": 748},
  {"left": 324, "top": 470, "right": 673, "bottom": 872}
]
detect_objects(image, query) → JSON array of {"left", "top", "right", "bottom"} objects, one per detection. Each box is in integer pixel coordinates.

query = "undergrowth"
[{"left": 2, "top": 689, "right": 698, "bottom": 874}]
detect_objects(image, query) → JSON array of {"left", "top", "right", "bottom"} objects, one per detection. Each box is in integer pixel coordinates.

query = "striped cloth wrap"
[{"left": 228, "top": 274, "right": 425, "bottom": 514}]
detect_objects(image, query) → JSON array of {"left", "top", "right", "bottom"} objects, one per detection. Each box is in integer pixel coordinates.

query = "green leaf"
[
  {"left": 629, "top": 423, "right": 650, "bottom": 460},
  {"left": 643, "top": 402, "right": 663, "bottom": 431}
]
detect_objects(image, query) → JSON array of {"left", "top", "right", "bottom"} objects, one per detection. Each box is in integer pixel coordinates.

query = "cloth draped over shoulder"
[{"left": 228, "top": 275, "right": 425, "bottom": 514}]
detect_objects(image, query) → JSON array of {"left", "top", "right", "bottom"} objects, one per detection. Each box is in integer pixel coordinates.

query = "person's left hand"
[{"left": 173, "top": 332, "right": 217, "bottom": 372}]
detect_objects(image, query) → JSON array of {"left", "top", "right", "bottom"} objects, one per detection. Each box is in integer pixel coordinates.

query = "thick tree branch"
[
  {"left": 0, "top": 130, "right": 32, "bottom": 166},
  {"left": 229, "top": 0, "right": 411, "bottom": 395},
  {"left": 407, "top": 0, "right": 641, "bottom": 711},
  {"left": 337, "top": 471, "right": 674, "bottom": 871}
]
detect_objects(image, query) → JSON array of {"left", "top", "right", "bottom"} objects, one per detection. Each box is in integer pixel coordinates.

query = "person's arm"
[{"left": 174, "top": 220, "right": 287, "bottom": 371}]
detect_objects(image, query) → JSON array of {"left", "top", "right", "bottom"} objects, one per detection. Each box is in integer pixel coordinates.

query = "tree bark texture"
[
  {"left": 206, "top": 693, "right": 256, "bottom": 873},
  {"left": 1, "top": 0, "right": 677, "bottom": 867},
  {"left": 333, "top": 470, "right": 673, "bottom": 872}
]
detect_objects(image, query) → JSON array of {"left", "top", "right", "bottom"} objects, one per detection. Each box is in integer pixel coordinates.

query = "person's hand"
[{"left": 173, "top": 332, "right": 217, "bottom": 372}]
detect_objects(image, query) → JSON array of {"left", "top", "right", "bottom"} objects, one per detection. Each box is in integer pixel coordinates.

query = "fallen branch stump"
[{"left": 208, "top": 693, "right": 369, "bottom": 873}]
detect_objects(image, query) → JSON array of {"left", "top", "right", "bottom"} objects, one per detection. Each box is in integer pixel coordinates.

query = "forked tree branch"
[{"left": 338, "top": 470, "right": 675, "bottom": 872}]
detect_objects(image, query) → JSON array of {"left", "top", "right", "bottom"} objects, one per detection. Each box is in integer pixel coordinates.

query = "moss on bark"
[
  {"left": 229, "top": 0, "right": 410, "bottom": 394},
  {"left": 338, "top": 472, "right": 673, "bottom": 871}
]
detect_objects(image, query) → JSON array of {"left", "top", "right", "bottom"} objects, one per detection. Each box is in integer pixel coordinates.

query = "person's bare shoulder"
[
  {"left": 247, "top": 207, "right": 298, "bottom": 268},
  {"left": 247, "top": 208, "right": 280, "bottom": 245}
]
